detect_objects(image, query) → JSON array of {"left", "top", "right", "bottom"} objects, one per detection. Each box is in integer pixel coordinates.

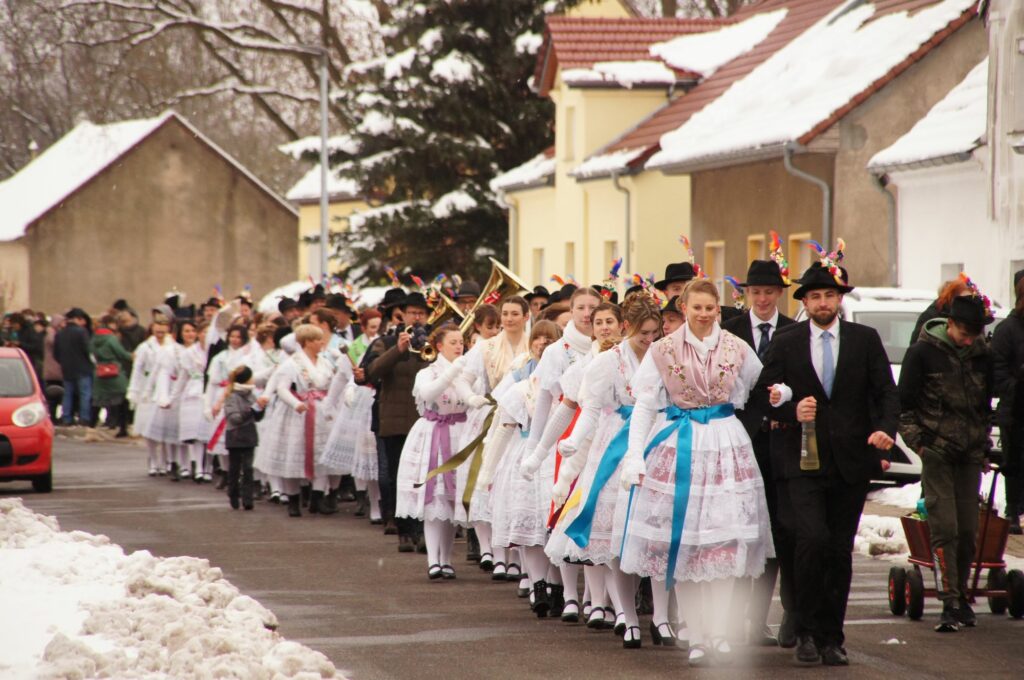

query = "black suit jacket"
[
  {"left": 753, "top": 319, "right": 899, "bottom": 483},
  {"left": 722, "top": 311, "right": 796, "bottom": 439}
]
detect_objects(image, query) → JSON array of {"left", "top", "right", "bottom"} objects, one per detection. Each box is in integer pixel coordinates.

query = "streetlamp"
[{"left": 293, "top": 44, "right": 331, "bottom": 280}]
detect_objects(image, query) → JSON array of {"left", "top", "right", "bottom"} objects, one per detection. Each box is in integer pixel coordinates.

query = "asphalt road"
[{"left": 6, "top": 437, "right": 1024, "bottom": 679}]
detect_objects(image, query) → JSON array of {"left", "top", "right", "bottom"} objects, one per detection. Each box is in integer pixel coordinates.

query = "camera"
[{"left": 395, "top": 323, "right": 429, "bottom": 351}]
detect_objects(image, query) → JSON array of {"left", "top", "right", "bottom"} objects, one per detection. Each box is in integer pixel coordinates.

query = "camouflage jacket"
[{"left": 898, "top": 319, "right": 994, "bottom": 462}]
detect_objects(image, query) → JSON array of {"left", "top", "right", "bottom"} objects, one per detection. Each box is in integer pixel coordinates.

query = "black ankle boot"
[
  {"left": 466, "top": 528, "right": 481, "bottom": 562},
  {"left": 320, "top": 490, "right": 339, "bottom": 515},
  {"left": 288, "top": 495, "right": 301, "bottom": 517},
  {"left": 531, "top": 580, "right": 551, "bottom": 618},
  {"left": 309, "top": 490, "right": 323, "bottom": 514},
  {"left": 548, "top": 584, "right": 565, "bottom": 617},
  {"left": 354, "top": 490, "right": 368, "bottom": 517},
  {"left": 300, "top": 485, "right": 311, "bottom": 508}
]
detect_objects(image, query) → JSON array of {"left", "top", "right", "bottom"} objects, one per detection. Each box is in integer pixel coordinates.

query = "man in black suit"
[
  {"left": 722, "top": 259, "right": 797, "bottom": 647},
  {"left": 754, "top": 261, "right": 898, "bottom": 666}
]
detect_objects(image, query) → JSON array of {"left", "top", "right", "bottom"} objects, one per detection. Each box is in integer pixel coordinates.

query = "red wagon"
[{"left": 886, "top": 469, "right": 1024, "bottom": 620}]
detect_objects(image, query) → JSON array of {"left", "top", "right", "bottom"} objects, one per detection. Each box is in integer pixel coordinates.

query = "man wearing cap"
[
  {"left": 899, "top": 294, "right": 994, "bottom": 632},
  {"left": 524, "top": 285, "right": 550, "bottom": 321},
  {"left": 654, "top": 261, "right": 696, "bottom": 299},
  {"left": 454, "top": 280, "right": 482, "bottom": 315},
  {"left": 365, "top": 291, "right": 431, "bottom": 552},
  {"left": 755, "top": 261, "right": 898, "bottom": 666},
  {"left": 723, "top": 260, "right": 797, "bottom": 647}
]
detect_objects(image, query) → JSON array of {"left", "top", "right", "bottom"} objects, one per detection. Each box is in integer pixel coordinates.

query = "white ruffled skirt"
[
  {"left": 395, "top": 415, "right": 467, "bottom": 523},
  {"left": 491, "top": 433, "right": 556, "bottom": 548},
  {"left": 141, "top": 402, "right": 180, "bottom": 443},
  {"left": 321, "top": 386, "right": 378, "bottom": 480},
  {"left": 253, "top": 398, "right": 330, "bottom": 480},
  {"left": 453, "top": 404, "right": 498, "bottom": 526},
  {"left": 177, "top": 396, "right": 208, "bottom": 442}
]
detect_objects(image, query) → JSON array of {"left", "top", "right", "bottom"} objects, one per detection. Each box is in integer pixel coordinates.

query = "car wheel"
[{"left": 32, "top": 468, "right": 52, "bottom": 493}]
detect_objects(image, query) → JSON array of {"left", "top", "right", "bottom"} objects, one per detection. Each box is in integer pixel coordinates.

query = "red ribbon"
[
  {"left": 205, "top": 381, "right": 231, "bottom": 452},
  {"left": 294, "top": 390, "right": 328, "bottom": 480},
  {"left": 547, "top": 406, "right": 582, "bottom": 524}
]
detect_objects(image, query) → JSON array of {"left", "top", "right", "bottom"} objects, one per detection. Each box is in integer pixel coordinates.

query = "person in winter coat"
[
  {"left": 223, "top": 365, "right": 266, "bottom": 510},
  {"left": 990, "top": 270, "right": 1024, "bottom": 535},
  {"left": 5, "top": 312, "right": 43, "bottom": 379},
  {"left": 899, "top": 295, "right": 994, "bottom": 632},
  {"left": 53, "top": 308, "right": 94, "bottom": 426},
  {"left": 42, "top": 315, "right": 64, "bottom": 419},
  {"left": 909, "top": 278, "right": 969, "bottom": 347},
  {"left": 90, "top": 315, "right": 133, "bottom": 437}
]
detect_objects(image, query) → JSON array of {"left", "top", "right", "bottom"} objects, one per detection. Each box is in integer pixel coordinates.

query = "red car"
[{"left": 0, "top": 347, "right": 53, "bottom": 492}]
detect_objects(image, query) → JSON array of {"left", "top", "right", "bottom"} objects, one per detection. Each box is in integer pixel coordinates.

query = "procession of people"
[{"left": 13, "top": 235, "right": 1015, "bottom": 668}]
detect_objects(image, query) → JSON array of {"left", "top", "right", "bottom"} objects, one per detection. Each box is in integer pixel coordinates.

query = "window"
[
  {"left": 0, "top": 357, "right": 34, "bottom": 397},
  {"left": 564, "top": 106, "right": 576, "bottom": 161},
  {"left": 747, "top": 234, "right": 766, "bottom": 263},
  {"left": 565, "top": 242, "right": 576, "bottom": 277},
  {"left": 704, "top": 241, "right": 725, "bottom": 298},
  {"left": 940, "top": 262, "right": 963, "bottom": 284},
  {"left": 604, "top": 241, "right": 619, "bottom": 269},
  {"left": 787, "top": 232, "right": 813, "bottom": 316},
  {"left": 532, "top": 248, "right": 545, "bottom": 287}
]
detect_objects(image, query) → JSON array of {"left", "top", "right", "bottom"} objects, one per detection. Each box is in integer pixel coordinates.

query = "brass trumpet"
[
  {"left": 418, "top": 293, "right": 464, "bottom": 362},
  {"left": 459, "top": 258, "right": 531, "bottom": 340}
]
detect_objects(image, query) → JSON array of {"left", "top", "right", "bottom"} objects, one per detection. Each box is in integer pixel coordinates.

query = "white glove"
[
  {"left": 559, "top": 439, "right": 578, "bottom": 458},
  {"left": 551, "top": 475, "right": 572, "bottom": 506},
  {"left": 620, "top": 451, "right": 646, "bottom": 491},
  {"left": 453, "top": 355, "right": 467, "bottom": 370},
  {"left": 519, "top": 450, "right": 542, "bottom": 481},
  {"left": 467, "top": 394, "right": 489, "bottom": 409},
  {"left": 443, "top": 362, "right": 461, "bottom": 382},
  {"left": 203, "top": 407, "right": 214, "bottom": 422}
]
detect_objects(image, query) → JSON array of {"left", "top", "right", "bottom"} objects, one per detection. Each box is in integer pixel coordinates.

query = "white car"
[{"left": 794, "top": 287, "right": 1006, "bottom": 481}]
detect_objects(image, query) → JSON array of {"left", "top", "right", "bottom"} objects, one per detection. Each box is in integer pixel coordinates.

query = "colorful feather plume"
[
  {"left": 768, "top": 230, "right": 792, "bottom": 286},
  {"left": 383, "top": 265, "right": 402, "bottom": 288},
  {"left": 724, "top": 275, "right": 745, "bottom": 309},
  {"left": 959, "top": 272, "right": 994, "bottom": 320},
  {"left": 679, "top": 235, "right": 695, "bottom": 264},
  {"left": 609, "top": 257, "right": 623, "bottom": 280},
  {"left": 550, "top": 274, "right": 567, "bottom": 287},
  {"left": 806, "top": 238, "right": 847, "bottom": 286}
]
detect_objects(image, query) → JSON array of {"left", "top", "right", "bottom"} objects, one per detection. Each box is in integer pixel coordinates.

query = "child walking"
[{"left": 223, "top": 365, "right": 266, "bottom": 510}]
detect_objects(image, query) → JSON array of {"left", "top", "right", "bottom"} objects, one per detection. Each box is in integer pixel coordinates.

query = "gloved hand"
[
  {"left": 620, "top": 451, "right": 646, "bottom": 491},
  {"left": 453, "top": 355, "right": 467, "bottom": 371},
  {"left": 519, "top": 450, "right": 542, "bottom": 481},
  {"left": 467, "top": 394, "right": 489, "bottom": 409},
  {"left": 559, "top": 439, "right": 579, "bottom": 458},
  {"left": 343, "top": 385, "right": 357, "bottom": 408},
  {"left": 551, "top": 475, "right": 572, "bottom": 506},
  {"left": 203, "top": 407, "right": 214, "bottom": 422}
]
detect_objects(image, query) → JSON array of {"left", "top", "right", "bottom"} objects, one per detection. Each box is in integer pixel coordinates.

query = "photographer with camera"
[{"left": 366, "top": 291, "right": 432, "bottom": 552}]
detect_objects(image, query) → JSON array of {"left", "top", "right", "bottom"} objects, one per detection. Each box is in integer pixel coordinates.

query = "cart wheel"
[
  {"left": 905, "top": 567, "right": 925, "bottom": 620},
  {"left": 987, "top": 568, "right": 1009, "bottom": 615},
  {"left": 1007, "top": 570, "right": 1024, "bottom": 619},
  {"left": 888, "top": 567, "right": 907, "bottom": 616}
]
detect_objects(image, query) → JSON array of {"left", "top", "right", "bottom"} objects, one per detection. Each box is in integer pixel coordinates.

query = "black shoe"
[
  {"left": 287, "top": 496, "right": 301, "bottom": 518},
  {"left": 309, "top": 490, "right": 323, "bottom": 514},
  {"left": 466, "top": 529, "right": 481, "bottom": 562},
  {"left": 416, "top": 535, "right": 427, "bottom": 554},
  {"left": 531, "top": 580, "right": 550, "bottom": 618},
  {"left": 820, "top": 644, "right": 849, "bottom": 666},
  {"left": 649, "top": 621, "right": 676, "bottom": 647},
  {"left": 229, "top": 495, "right": 240, "bottom": 510},
  {"left": 795, "top": 635, "right": 820, "bottom": 665},
  {"left": 320, "top": 491, "right": 339, "bottom": 515},
  {"left": 384, "top": 520, "right": 398, "bottom": 536},
  {"left": 956, "top": 598, "right": 977, "bottom": 627},
  {"left": 300, "top": 485, "right": 311, "bottom": 508},
  {"left": 243, "top": 503, "right": 254, "bottom": 511},
  {"left": 170, "top": 462, "right": 181, "bottom": 482},
  {"left": 491, "top": 562, "right": 507, "bottom": 581},
  {"left": 441, "top": 565, "right": 456, "bottom": 580},
  {"left": 215, "top": 472, "right": 228, "bottom": 490},
  {"left": 549, "top": 584, "right": 565, "bottom": 617},
  {"left": 623, "top": 626, "right": 642, "bottom": 649},
  {"left": 561, "top": 600, "right": 580, "bottom": 623},
  {"left": 428, "top": 564, "right": 442, "bottom": 580},
  {"left": 778, "top": 612, "right": 798, "bottom": 648},
  {"left": 936, "top": 604, "right": 961, "bottom": 633},
  {"left": 1009, "top": 515, "right": 1023, "bottom": 536},
  {"left": 398, "top": 535, "right": 415, "bottom": 553},
  {"left": 479, "top": 552, "right": 495, "bottom": 572},
  {"left": 115, "top": 430, "right": 129, "bottom": 438},
  {"left": 752, "top": 624, "right": 779, "bottom": 647}
]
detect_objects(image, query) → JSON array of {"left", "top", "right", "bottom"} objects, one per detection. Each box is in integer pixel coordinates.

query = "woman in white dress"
[
  {"left": 394, "top": 324, "right": 480, "bottom": 580},
  {"left": 167, "top": 320, "right": 210, "bottom": 481},
  {"left": 256, "top": 324, "right": 334, "bottom": 518},
  {"left": 618, "top": 279, "right": 773, "bottom": 666},
  {"left": 127, "top": 316, "right": 176, "bottom": 476},
  {"left": 204, "top": 324, "right": 253, "bottom": 482},
  {"left": 249, "top": 323, "right": 285, "bottom": 494}
]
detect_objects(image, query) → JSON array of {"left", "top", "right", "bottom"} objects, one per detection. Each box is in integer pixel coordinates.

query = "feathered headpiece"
[
  {"left": 598, "top": 257, "right": 623, "bottom": 300},
  {"left": 806, "top": 238, "right": 847, "bottom": 285},
  {"left": 679, "top": 235, "right": 709, "bottom": 280},
  {"left": 959, "top": 272, "right": 994, "bottom": 320},
  {"left": 629, "top": 273, "right": 666, "bottom": 306},
  {"left": 383, "top": 265, "right": 402, "bottom": 288},
  {"left": 769, "top": 230, "right": 792, "bottom": 286},
  {"left": 724, "top": 275, "right": 745, "bottom": 310}
]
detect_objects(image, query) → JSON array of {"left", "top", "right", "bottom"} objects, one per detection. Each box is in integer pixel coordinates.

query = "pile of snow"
[
  {"left": 648, "top": 0, "right": 976, "bottom": 170},
  {"left": 561, "top": 61, "right": 676, "bottom": 88},
  {"left": 0, "top": 498, "right": 339, "bottom": 679},
  {"left": 490, "top": 151, "right": 556, "bottom": 192},
  {"left": 868, "top": 57, "right": 988, "bottom": 171},
  {"left": 855, "top": 514, "right": 908, "bottom": 557},
  {"left": 869, "top": 473, "right": 1007, "bottom": 517},
  {"left": 649, "top": 8, "right": 787, "bottom": 78}
]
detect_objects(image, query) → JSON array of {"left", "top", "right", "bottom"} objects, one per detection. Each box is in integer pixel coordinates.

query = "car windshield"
[
  {"left": 0, "top": 357, "right": 34, "bottom": 397},
  {"left": 852, "top": 311, "right": 921, "bottom": 364}
]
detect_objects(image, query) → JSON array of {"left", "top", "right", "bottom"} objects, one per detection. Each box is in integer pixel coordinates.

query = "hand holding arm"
[{"left": 620, "top": 401, "right": 657, "bottom": 490}]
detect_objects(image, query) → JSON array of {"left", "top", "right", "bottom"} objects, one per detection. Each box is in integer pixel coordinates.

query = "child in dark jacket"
[{"left": 223, "top": 366, "right": 265, "bottom": 510}]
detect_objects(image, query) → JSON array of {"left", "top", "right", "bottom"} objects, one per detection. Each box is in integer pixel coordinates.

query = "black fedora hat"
[
  {"left": 655, "top": 262, "right": 696, "bottom": 291},
  {"left": 277, "top": 297, "right": 298, "bottom": 314},
  {"left": 525, "top": 285, "right": 550, "bottom": 302},
  {"left": 325, "top": 293, "right": 356, "bottom": 315},
  {"left": 738, "top": 260, "right": 790, "bottom": 288},
  {"left": 949, "top": 295, "right": 993, "bottom": 333},
  {"left": 792, "top": 262, "right": 854, "bottom": 300},
  {"left": 379, "top": 287, "right": 407, "bottom": 312},
  {"left": 402, "top": 291, "right": 430, "bottom": 310},
  {"left": 297, "top": 291, "right": 314, "bottom": 308},
  {"left": 663, "top": 296, "right": 682, "bottom": 314},
  {"left": 455, "top": 280, "right": 482, "bottom": 300},
  {"left": 624, "top": 284, "right": 644, "bottom": 297},
  {"left": 550, "top": 283, "right": 578, "bottom": 303}
]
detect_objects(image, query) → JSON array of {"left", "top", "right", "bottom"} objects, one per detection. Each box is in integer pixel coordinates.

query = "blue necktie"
[
  {"left": 821, "top": 330, "right": 835, "bottom": 398},
  {"left": 756, "top": 323, "right": 772, "bottom": 359}
]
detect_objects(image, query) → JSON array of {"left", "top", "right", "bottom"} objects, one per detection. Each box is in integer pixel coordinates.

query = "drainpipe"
[
  {"left": 503, "top": 191, "right": 520, "bottom": 273},
  {"left": 611, "top": 172, "right": 631, "bottom": 275},
  {"left": 783, "top": 143, "right": 831, "bottom": 248},
  {"left": 870, "top": 173, "right": 898, "bottom": 286}
]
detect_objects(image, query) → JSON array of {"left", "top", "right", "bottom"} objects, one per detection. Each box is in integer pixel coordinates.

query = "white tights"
[
  {"left": 522, "top": 546, "right": 550, "bottom": 585},
  {"left": 473, "top": 522, "right": 493, "bottom": 557},
  {"left": 145, "top": 439, "right": 167, "bottom": 471},
  {"left": 366, "top": 480, "right": 382, "bottom": 520},
  {"left": 585, "top": 565, "right": 609, "bottom": 610},
  {"left": 423, "top": 519, "right": 456, "bottom": 567},
  {"left": 559, "top": 562, "right": 581, "bottom": 602},
  {"left": 676, "top": 578, "right": 735, "bottom": 647}
]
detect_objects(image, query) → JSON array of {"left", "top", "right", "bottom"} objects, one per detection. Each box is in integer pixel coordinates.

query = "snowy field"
[{"left": 0, "top": 498, "right": 340, "bottom": 679}]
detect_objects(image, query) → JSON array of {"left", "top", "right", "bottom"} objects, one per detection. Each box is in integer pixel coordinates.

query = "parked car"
[
  {"left": 0, "top": 347, "right": 53, "bottom": 492},
  {"left": 795, "top": 287, "right": 1007, "bottom": 482}
]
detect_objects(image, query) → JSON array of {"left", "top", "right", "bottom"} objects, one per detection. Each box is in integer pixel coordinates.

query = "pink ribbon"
[{"left": 423, "top": 409, "right": 467, "bottom": 506}]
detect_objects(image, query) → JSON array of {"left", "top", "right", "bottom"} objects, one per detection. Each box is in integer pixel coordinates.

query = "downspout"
[
  {"left": 870, "top": 173, "right": 898, "bottom": 286},
  {"left": 503, "top": 191, "right": 520, "bottom": 273},
  {"left": 783, "top": 143, "right": 831, "bottom": 248},
  {"left": 611, "top": 172, "right": 631, "bottom": 275}
]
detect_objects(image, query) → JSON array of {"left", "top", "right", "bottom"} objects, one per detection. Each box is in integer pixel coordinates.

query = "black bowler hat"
[
  {"left": 278, "top": 297, "right": 297, "bottom": 314},
  {"left": 297, "top": 291, "right": 313, "bottom": 308},
  {"left": 624, "top": 284, "right": 644, "bottom": 297},
  {"left": 655, "top": 262, "right": 696, "bottom": 291},
  {"left": 663, "top": 296, "right": 682, "bottom": 314},
  {"left": 738, "top": 260, "right": 790, "bottom": 288},
  {"left": 525, "top": 285, "right": 550, "bottom": 302},
  {"left": 325, "top": 293, "right": 356, "bottom": 316},
  {"left": 792, "top": 262, "right": 854, "bottom": 300},
  {"left": 402, "top": 291, "right": 430, "bottom": 310},
  {"left": 950, "top": 295, "right": 994, "bottom": 333},
  {"left": 549, "top": 283, "right": 578, "bottom": 304},
  {"left": 311, "top": 284, "right": 327, "bottom": 301},
  {"left": 202, "top": 297, "right": 221, "bottom": 310},
  {"left": 379, "top": 287, "right": 407, "bottom": 312},
  {"left": 455, "top": 280, "right": 482, "bottom": 300}
]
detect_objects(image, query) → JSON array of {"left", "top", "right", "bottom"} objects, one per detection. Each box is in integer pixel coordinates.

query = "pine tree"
[{"left": 326, "top": 0, "right": 577, "bottom": 284}]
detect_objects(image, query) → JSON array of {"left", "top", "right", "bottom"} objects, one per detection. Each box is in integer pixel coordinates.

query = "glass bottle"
[{"left": 800, "top": 421, "right": 820, "bottom": 471}]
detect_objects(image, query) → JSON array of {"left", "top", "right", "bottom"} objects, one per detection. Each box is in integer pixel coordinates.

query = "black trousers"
[
  {"left": 227, "top": 447, "right": 255, "bottom": 506},
  {"left": 782, "top": 472, "right": 869, "bottom": 647},
  {"left": 379, "top": 434, "right": 418, "bottom": 536}
]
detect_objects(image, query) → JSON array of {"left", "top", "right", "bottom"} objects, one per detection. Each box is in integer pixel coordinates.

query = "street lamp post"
[{"left": 317, "top": 50, "right": 329, "bottom": 280}]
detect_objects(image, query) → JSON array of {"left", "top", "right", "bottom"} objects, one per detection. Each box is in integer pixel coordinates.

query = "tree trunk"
[{"left": 661, "top": 0, "right": 678, "bottom": 17}]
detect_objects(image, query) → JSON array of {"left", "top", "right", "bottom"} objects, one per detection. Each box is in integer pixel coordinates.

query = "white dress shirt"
[{"left": 771, "top": 316, "right": 841, "bottom": 407}]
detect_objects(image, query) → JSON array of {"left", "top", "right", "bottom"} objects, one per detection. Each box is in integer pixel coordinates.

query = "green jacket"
[
  {"left": 90, "top": 330, "right": 133, "bottom": 399},
  {"left": 898, "top": 319, "right": 994, "bottom": 463}
]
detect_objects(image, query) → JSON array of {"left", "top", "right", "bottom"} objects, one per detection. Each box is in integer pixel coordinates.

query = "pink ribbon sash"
[{"left": 423, "top": 409, "right": 467, "bottom": 506}]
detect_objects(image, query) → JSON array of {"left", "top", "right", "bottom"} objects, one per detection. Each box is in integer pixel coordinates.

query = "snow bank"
[
  {"left": 648, "top": 0, "right": 976, "bottom": 171},
  {"left": 855, "top": 514, "right": 908, "bottom": 558},
  {"left": 0, "top": 498, "right": 339, "bottom": 679},
  {"left": 868, "top": 57, "right": 988, "bottom": 171},
  {"left": 649, "top": 8, "right": 787, "bottom": 78},
  {"left": 869, "top": 473, "right": 1007, "bottom": 517}
]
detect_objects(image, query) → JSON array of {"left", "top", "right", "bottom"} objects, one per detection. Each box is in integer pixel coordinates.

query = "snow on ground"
[
  {"left": 0, "top": 498, "right": 339, "bottom": 679},
  {"left": 868, "top": 57, "right": 988, "bottom": 171},
  {"left": 856, "top": 514, "right": 909, "bottom": 558},
  {"left": 869, "top": 473, "right": 1007, "bottom": 517},
  {"left": 649, "top": 8, "right": 787, "bottom": 78}
]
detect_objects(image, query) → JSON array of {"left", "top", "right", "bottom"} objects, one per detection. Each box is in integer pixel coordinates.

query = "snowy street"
[{"left": 1, "top": 438, "right": 1020, "bottom": 679}]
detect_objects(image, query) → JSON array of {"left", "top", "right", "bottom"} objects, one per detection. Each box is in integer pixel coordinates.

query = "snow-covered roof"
[
  {"left": 0, "top": 110, "right": 296, "bottom": 242},
  {"left": 868, "top": 57, "right": 988, "bottom": 172},
  {"left": 570, "top": 148, "right": 647, "bottom": 180},
  {"left": 277, "top": 134, "right": 361, "bottom": 160},
  {"left": 490, "top": 149, "right": 556, "bottom": 193},
  {"left": 561, "top": 61, "right": 676, "bottom": 88},
  {"left": 284, "top": 164, "right": 362, "bottom": 203},
  {"left": 646, "top": 0, "right": 978, "bottom": 173}
]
